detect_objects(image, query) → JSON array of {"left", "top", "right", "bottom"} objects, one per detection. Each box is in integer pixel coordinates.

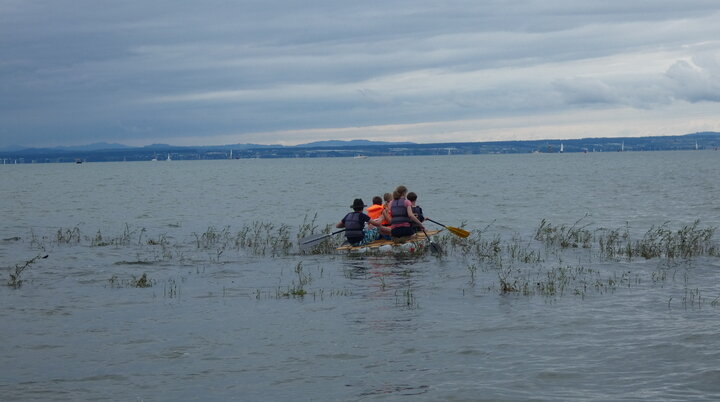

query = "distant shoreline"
[{"left": 1, "top": 132, "right": 718, "bottom": 164}]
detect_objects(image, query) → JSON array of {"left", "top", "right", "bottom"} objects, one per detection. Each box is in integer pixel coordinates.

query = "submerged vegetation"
[
  {"left": 6, "top": 254, "right": 48, "bottom": 288},
  {"left": 444, "top": 217, "right": 719, "bottom": 301},
  {"left": 5, "top": 215, "right": 719, "bottom": 307}
]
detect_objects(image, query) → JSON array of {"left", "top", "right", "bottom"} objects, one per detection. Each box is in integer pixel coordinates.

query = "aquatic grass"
[
  {"left": 535, "top": 216, "right": 593, "bottom": 249},
  {"left": 233, "top": 222, "right": 293, "bottom": 256},
  {"left": 257, "top": 286, "right": 353, "bottom": 300},
  {"left": 164, "top": 278, "right": 179, "bottom": 297},
  {"left": 467, "top": 264, "right": 478, "bottom": 286},
  {"left": 107, "top": 272, "right": 156, "bottom": 288},
  {"left": 146, "top": 232, "right": 169, "bottom": 246},
  {"left": 296, "top": 213, "right": 321, "bottom": 241},
  {"left": 449, "top": 219, "right": 718, "bottom": 271},
  {"left": 56, "top": 226, "right": 81, "bottom": 244},
  {"left": 90, "top": 224, "right": 137, "bottom": 247},
  {"left": 496, "top": 263, "right": 610, "bottom": 298},
  {"left": 276, "top": 262, "right": 312, "bottom": 298},
  {"left": 14, "top": 218, "right": 719, "bottom": 306},
  {"left": 132, "top": 273, "right": 152, "bottom": 288},
  {"left": 7, "top": 254, "right": 48, "bottom": 288},
  {"left": 194, "top": 226, "right": 231, "bottom": 249},
  {"left": 596, "top": 224, "right": 631, "bottom": 259},
  {"left": 597, "top": 220, "right": 717, "bottom": 260},
  {"left": 300, "top": 224, "right": 343, "bottom": 255},
  {"left": 396, "top": 287, "right": 419, "bottom": 309},
  {"left": 507, "top": 234, "right": 543, "bottom": 264}
]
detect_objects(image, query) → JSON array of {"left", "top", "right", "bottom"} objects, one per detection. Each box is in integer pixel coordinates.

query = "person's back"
[
  {"left": 343, "top": 211, "right": 367, "bottom": 244},
  {"left": 407, "top": 192, "right": 425, "bottom": 233},
  {"left": 337, "top": 198, "right": 382, "bottom": 246}
]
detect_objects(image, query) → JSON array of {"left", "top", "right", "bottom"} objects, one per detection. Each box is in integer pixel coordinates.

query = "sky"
[{"left": 2, "top": 0, "right": 720, "bottom": 148}]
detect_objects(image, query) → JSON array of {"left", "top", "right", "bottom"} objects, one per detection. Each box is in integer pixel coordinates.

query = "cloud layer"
[{"left": 2, "top": 0, "right": 720, "bottom": 147}]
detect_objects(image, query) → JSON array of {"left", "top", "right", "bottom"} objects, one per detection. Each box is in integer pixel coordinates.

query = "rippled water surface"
[{"left": 2, "top": 151, "right": 720, "bottom": 401}]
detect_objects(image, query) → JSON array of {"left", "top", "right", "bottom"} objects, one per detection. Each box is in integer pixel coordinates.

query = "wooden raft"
[{"left": 336, "top": 230, "right": 441, "bottom": 251}]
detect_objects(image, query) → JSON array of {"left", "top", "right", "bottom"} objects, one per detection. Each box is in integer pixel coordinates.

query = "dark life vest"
[
  {"left": 390, "top": 199, "right": 411, "bottom": 225},
  {"left": 344, "top": 212, "right": 365, "bottom": 240},
  {"left": 411, "top": 205, "right": 424, "bottom": 226}
]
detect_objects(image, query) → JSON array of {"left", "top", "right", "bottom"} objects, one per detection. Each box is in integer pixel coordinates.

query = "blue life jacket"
[
  {"left": 344, "top": 212, "right": 365, "bottom": 240},
  {"left": 390, "top": 199, "right": 411, "bottom": 225}
]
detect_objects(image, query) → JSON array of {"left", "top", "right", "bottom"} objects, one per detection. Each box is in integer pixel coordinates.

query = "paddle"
[
  {"left": 299, "top": 229, "right": 346, "bottom": 252},
  {"left": 426, "top": 218, "right": 470, "bottom": 238},
  {"left": 422, "top": 229, "right": 443, "bottom": 255}
]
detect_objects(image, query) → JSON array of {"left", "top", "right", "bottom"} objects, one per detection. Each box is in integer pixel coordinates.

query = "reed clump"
[
  {"left": 7, "top": 254, "right": 48, "bottom": 288},
  {"left": 56, "top": 227, "right": 81, "bottom": 244},
  {"left": 446, "top": 218, "right": 717, "bottom": 263},
  {"left": 535, "top": 216, "right": 593, "bottom": 249},
  {"left": 234, "top": 222, "right": 293, "bottom": 256},
  {"left": 596, "top": 220, "right": 717, "bottom": 260},
  {"left": 132, "top": 273, "right": 152, "bottom": 288},
  {"left": 444, "top": 218, "right": 718, "bottom": 300},
  {"left": 277, "top": 261, "right": 311, "bottom": 297},
  {"left": 90, "top": 224, "right": 138, "bottom": 247}
]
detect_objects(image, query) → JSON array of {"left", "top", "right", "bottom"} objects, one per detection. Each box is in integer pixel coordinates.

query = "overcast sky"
[{"left": 2, "top": 0, "right": 720, "bottom": 147}]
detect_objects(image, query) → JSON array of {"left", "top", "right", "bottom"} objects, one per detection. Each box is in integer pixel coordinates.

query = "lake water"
[{"left": 1, "top": 151, "right": 720, "bottom": 401}]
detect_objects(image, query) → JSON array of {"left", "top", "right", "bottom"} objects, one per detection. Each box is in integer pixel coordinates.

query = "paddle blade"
[
  {"left": 298, "top": 229, "right": 346, "bottom": 252},
  {"left": 447, "top": 226, "right": 470, "bottom": 238},
  {"left": 298, "top": 233, "right": 330, "bottom": 251},
  {"left": 422, "top": 229, "right": 443, "bottom": 255}
]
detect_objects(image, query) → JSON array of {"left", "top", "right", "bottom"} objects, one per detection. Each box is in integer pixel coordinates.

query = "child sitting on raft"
[
  {"left": 366, "top": 196, "right": 391, "bottom": 240},
  {"left": 336, "top": 198, "right": 384, "bottom": 246},
  {"left": 366, "top": 196, "right": 384, "bottom": 220},
  {"left": 407, "top": 192, "right": 427, "bottom": 234}
]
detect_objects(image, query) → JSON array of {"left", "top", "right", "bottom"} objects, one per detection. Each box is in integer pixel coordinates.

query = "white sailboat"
[
  {"left": 560, "top": 143, "right": 564, "bottom": 153},
  {"left": 166, "top": 153, "right": 171, "bottom": 161}
]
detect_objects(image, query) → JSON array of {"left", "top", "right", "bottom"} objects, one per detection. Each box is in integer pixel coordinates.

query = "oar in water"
[
  {"left": 299, "top": 229, "right": 346, "bottom": 252},
  {"left": 426, "top": 218, "right": 470, "bottom": 238},
  {"left": 422, "top": 229, "right": 443, "bottom": 255}
]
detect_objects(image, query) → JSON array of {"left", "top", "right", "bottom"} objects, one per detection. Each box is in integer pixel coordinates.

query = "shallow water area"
[{"left": 2, "top": 151, "right": 720, "bottom": 400}]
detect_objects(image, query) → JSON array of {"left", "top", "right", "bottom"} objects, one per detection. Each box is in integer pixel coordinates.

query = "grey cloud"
[
  {"left": 665, "top": 56, "right": 720, "bottom": 102},
  {"left": 3, "top": 0, "right": 720, "bottom": 146}
]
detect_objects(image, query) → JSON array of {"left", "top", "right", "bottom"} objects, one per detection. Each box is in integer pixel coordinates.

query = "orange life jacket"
[{"left": 366, "top": 204, "right": 384, "bottom": 220}]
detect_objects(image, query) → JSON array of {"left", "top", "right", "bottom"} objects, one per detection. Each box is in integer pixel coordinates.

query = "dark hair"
[
  {"left": 395, "top": 185, "right": 408, "bottom": 196},
  {"left": 383, "top": 193, "right": 392, "bottom": 203},
  {"left": 407, "top": 192, "right": 417, "bottom": 202},
  {"left": 351, "top": 198, "right": 366, "bottom": 211},
  {"left": 372, "top": 196, "right": 382, "bottom": 205},
  {"left": 392, "top": 190, "right": 400, "bottom": 200}
]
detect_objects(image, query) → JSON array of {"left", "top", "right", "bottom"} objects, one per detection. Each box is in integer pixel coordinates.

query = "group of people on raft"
[{"left": 336, "top": 185, "right": 427, "bottom": 246}]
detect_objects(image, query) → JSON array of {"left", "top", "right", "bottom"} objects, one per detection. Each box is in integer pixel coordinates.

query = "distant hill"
[
  {"left": 2, "top": 132, "right": 718, "bottom": 163},
  {"left": 295, "top": 139, "right": 414, "bottom": 148}
]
